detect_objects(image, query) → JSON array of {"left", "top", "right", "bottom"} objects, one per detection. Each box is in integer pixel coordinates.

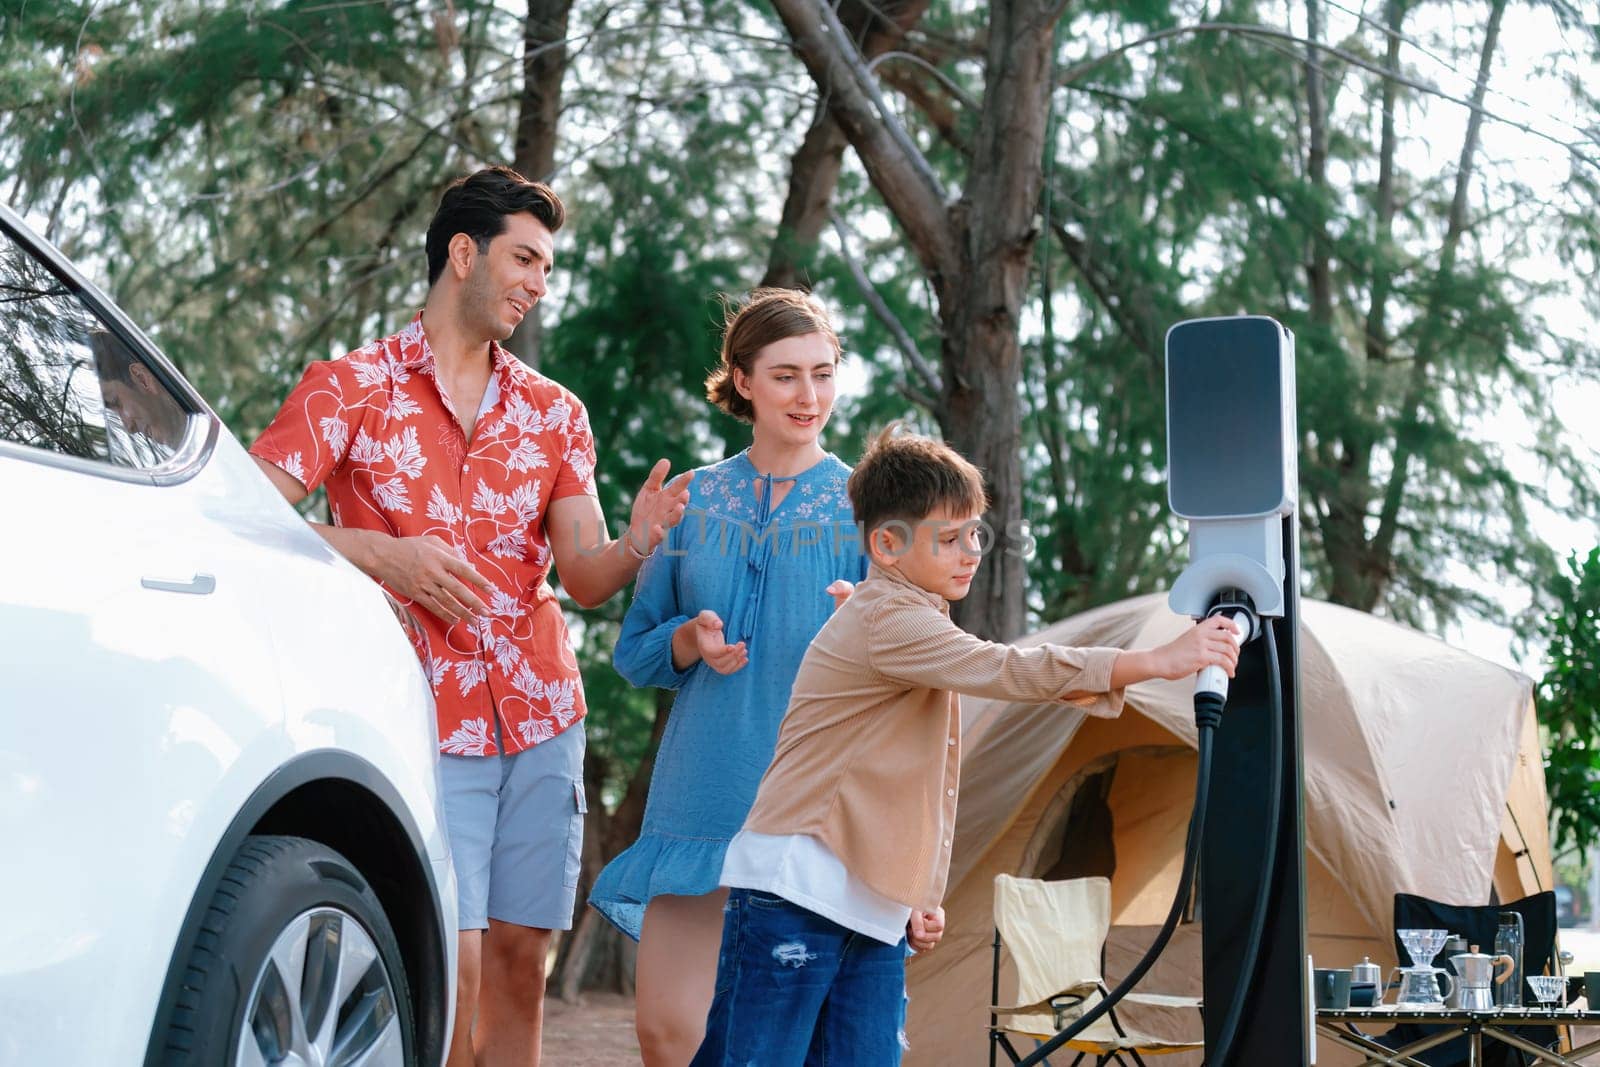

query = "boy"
[{"left": 691, "top": 428, "right": 1241, "bottom": 1065}]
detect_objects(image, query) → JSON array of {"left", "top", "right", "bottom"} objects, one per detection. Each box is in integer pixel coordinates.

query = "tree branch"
[
  {"left": 769, "top": 0, "right": 956, "bottom": 281},
  {"left": 829, "top": 211, "right": 943, "bottom": 399},
  {"left": 1370, "top": 0, "right": 1509, "bottom": 574},
  {"left": 1058, "top": 20, "right": 1598, "bottom": 170},
  {"left": 866, "top": 49, "right": 980, "bottom": 111}
]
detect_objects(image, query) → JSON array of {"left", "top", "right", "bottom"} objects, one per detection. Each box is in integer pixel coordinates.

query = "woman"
[{"left": 589, "top": 288, "right": 865, "bottom": 1064}]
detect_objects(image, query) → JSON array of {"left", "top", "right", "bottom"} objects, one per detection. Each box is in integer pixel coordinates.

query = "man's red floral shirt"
[{"left": 252, "top": 315, "right": 596, "bottom": 756}]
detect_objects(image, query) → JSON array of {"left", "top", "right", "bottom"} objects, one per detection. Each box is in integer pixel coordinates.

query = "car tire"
[{"left": 160, "top": 834, "right": 415, "bottom": 1067}]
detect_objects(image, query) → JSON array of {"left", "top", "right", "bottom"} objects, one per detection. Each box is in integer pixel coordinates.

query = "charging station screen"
[{"left": 1167, "top": 317, "right": 1288, "bottom": 519}]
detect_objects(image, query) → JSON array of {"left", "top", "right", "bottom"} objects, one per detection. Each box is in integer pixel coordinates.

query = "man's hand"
[
  {"left": 628, "top": 459, "right": 694, "bottom": 555},
  {"left": 371, "top": 534, "right": 492, "bottom": 626},
  {"left": 908, "top": 907, "right": 945, "bottom": 953},
  {"left": 1151, "top": 615, "right": 1241, "bottom": 680},
  {"left": 826, "top": 579, "right": 854, "bottom": 612},
  {"left": 693, "top": 610, "right": 748, "bottom": 675},
  {"left": 252, "top": 455, "right": 491, "bottom": 625}
]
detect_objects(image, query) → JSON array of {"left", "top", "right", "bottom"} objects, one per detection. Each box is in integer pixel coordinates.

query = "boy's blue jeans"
[{"left": 690, "top": 888, "right": 909, "bottom": 1066}]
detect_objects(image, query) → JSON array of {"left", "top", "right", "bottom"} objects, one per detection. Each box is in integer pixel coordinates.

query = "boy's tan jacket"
[{"left": 742, "top": 562, "right": 1126, "bottom": 912}]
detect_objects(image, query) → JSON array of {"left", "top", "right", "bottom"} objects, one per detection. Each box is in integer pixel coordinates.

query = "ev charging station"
[
  {"left": 1168, "top": 315, "right": 1310, "bottom": 1064},
  {"left": 1014, "top": 315, "right": 1311, "bottom": 1067}
]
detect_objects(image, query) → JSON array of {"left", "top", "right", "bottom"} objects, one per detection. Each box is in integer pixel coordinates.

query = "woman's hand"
[
  {"left": 908, "top": 907, "right": 946, "bottom": 953},
  {"left": 826, "top": 579, "right": 854, "bottom": 612},
  {"left": 693, "top": 610, "right": 749, "bottom": 675}
]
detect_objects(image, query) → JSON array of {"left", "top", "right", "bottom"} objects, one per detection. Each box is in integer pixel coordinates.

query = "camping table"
[{"left": 1317, "top": 1006, "right": 1600, "bottom": 1065}]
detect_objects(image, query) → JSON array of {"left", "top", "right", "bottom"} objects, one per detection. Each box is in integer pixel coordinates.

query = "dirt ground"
[{"left": 542, "top": 992, "right": 643, "bottom": 1065}]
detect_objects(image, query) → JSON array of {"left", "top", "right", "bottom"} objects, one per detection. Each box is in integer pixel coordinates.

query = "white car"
[{"left": 0, "top": 204, "right": 457, "bottom": 1065}]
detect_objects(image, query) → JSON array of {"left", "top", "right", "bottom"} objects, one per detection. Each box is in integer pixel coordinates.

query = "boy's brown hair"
[
  {"left": 847, "top": 425, "right": 988, "bottom": 536},
  {"left": 705, "top": 288, "right": 840, "bottom": 422}
]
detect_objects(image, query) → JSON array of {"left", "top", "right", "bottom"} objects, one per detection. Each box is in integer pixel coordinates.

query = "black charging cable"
[
  {"left": 1014, "top": 706, "right": 1218, "bottom": 1066},
  {"left": 1014, "top": 609, "right": 1284, "bottom": 1067}
]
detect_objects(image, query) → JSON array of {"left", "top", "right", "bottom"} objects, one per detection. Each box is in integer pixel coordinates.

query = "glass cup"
[{"left": 1527, "top": 975, "right": 1566, "bottom": 1008}]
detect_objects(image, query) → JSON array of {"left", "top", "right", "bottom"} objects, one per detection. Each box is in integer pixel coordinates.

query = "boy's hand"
[
  {"left": 1151, "top": 615, "right": 1242, "bottom": 680},
  {"left": 694, "top": 610, "right": 749, "bottom": 675},
  {"left": 826, "top": 579, "right": 854, "bottom": 612},
  {"left": 908, "top": 907, "right": 945, "bottom": 952}
]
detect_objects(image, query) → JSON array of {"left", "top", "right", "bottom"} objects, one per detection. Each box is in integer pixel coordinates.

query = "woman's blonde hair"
[{"left": 705, "top": 288, "right": 841, "bottom": 422}]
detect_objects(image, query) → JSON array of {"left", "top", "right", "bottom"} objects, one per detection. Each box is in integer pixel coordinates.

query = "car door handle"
[{"left": 141, "top": 573, "right": 217, "bottom": 595}]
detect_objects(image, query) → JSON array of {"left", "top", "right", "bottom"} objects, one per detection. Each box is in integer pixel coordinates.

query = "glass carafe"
[
  {"left": 1494, "top": 912, "right": 1524, "bottom": 1008},
  {"left": 1393, "top": 928, "right": 1452, "bottom": 1007},
  {"left": 1394, "top": 965, "right": 1455, "bottom": 1007}
]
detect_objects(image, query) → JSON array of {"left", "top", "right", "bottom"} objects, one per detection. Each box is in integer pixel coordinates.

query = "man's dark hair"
[
  {"left": 847, "top": 424, "right": 989, "bottom": 536},
  {"left": 425, "top": 166, "right": 565, "bottom": 286},
  {"left": 89, "top": 330, "right": 138, "bottom": 385}
]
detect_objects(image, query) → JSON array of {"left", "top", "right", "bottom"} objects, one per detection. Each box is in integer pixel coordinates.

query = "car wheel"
[{"left": 162, "top": 834, "right": 414, "bottom": 1067}]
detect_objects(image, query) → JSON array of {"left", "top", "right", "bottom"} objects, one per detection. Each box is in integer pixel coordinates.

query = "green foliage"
[
  {"left": 1021, "top": 0, "right": 1600, "bottom": 633},
  {"left": 5, "top": 0, "right": 1598, "bottom": 809},
  {"left": 540, "top": 98, "right": 774, "bottom": 794},
  {"left": 1539, "top": 548, "right": 1600, "bottom": 855}
]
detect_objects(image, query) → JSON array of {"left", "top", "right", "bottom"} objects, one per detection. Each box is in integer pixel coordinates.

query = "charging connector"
[{"left": 1194, "top": 593, "right": 1258, "bottom": 728}]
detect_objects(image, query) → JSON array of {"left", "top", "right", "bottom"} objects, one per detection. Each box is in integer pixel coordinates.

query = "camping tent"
[{"left": 905, "top": 594, "right": 1550, "bottom": 1066}]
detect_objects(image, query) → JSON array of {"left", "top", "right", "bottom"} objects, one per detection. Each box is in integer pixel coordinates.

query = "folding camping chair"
[{"left": 988, "top": 874, "right": 1204, "bottom": 1066}]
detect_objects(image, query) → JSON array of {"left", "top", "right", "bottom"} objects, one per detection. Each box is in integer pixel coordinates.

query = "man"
[
  {"left": 250, "top": 166, "right": 691, "bottom": 1067},
  {"left": 90, "top": 329, "right": 188, "bottom": 455}
]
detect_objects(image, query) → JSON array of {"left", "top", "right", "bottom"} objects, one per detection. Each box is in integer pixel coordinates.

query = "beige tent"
[{"left": 906, "top": 594, "right": 1550, "bottom": 1066}]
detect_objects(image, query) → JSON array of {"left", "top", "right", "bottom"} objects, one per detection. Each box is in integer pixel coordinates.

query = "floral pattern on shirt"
[
  {"left": 251, "top": 314, "right": 597, "bottom": 756},
  {"left": 694, "top": 451, "right": 854, "bottom": 527}
]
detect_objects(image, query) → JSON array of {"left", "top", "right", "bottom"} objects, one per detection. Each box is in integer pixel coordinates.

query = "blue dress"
[{"left": 589, "top": 450, "right": 867, "bottom": 940}]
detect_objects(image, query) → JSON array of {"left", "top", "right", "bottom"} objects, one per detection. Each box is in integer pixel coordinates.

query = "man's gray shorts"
[{"left": 438, "top": 720, "right": 586, "bottom": 932}]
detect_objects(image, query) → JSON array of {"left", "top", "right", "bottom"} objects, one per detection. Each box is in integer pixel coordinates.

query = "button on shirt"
[
  {"left": 251, "top": 315, "right": 598, "bottom": 757},
  {"left": 741, "top": 562, "right": 1127, "bottom": 911}
]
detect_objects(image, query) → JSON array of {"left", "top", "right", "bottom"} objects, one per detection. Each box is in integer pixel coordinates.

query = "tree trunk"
[
  {"left": 1363, "top": 0, "right": 1507, "bottom": 608},
  {"left": 771, "top": 0, "right": 1062, "bottom": 640},
  {"left": 1303, "top": 0, "right": 1372, "bottom": 609},
  {"left": 505, "top": 0, "right": 574, "bottom": 368},
  {"left": 761, "top": 109, "right": 851, "bottom": 289},
  {"left": 761, "top": 0, "right": 931, "bottom": 289},
  {"left": 1363, "top": 0, "right": 1406, "bottom": 366},
  {"left": 1303, "top": 0, "right": 1334, "bottom": 327},
  {"left": 941, "top": 0, "right": 1064, "bottom": 641},
  {"left": 1325, "top": 0, "right": 1406, "bottom": 611}
]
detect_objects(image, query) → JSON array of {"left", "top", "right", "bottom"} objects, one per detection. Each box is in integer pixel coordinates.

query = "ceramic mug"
[{"left": 1314, "top": 968, "right": 1353, "bottom": 1010}]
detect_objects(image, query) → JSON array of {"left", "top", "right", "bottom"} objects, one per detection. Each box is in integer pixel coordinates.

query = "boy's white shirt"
[{"left": 720, "top": 830, "right": 912, "bottom": 946}]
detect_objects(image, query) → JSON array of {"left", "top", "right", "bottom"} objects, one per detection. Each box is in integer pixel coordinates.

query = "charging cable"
[
  {"left": 1014, "top": 719, "right": 1217, "bottom": 1066},
  {"left": 1015, "top": 597, "right": 1278, "bottom": 1067}
]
